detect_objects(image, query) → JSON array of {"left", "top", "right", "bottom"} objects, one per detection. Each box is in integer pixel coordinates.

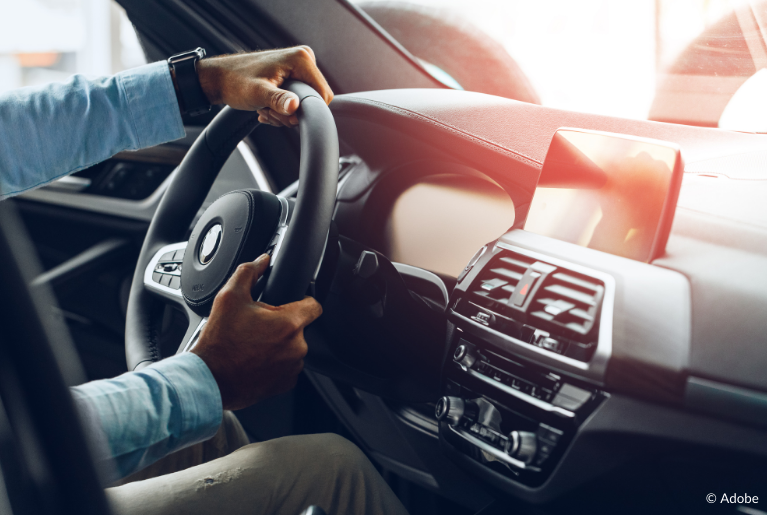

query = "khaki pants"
[{"left": 106, "top": 412, "right": 409, "bottom": 515}]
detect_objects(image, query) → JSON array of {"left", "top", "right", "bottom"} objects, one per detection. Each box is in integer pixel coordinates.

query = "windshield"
[{"left": 352, "top": 0, "right": 767, "bottom": 132}]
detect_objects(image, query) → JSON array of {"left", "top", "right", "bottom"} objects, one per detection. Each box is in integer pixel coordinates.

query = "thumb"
[
  {"left": 262, "top": 82, "right": 299, "bottom": 116},
  {"left": 227, "top": 254, "right": 270, "bottom": 296}
]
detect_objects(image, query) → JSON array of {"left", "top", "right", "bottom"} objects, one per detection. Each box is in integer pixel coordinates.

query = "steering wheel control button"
[
  {"left": 173, "top": 249, "right": 185, "bottom": 261},
  {"left": 199, "top": 224, "right": 223, "bottom": 265},
  {"left": 152, "top": 272, "right": 162, "bottom": 283},
  {"left": 159, "top": 251, "right": 175, "bottom": 262},
  {"left": 169, "top": 276, "right": 181, "bottom": 290},
  {"left": 181, "top": 189, "right": 282, "bottom": 316}
]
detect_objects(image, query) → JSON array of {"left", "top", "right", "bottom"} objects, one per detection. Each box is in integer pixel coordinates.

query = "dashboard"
[{"left": 323, "top": 87, "right": 767, "bottom": 507}]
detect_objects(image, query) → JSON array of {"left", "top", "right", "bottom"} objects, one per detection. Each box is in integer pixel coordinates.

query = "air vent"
[
  {"left": 530, "top": 272, "right": 604, "bottom": 338},
  {"left": 471, "top": 251, "right": 535, "bottom": 309},
  {"left": 455, "top": 247, "right": 607, "bottom": 362}
]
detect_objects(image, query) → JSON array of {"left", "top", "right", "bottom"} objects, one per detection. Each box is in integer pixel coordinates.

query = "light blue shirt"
[{"left": 0, "top": 62, "right": 223, "bottom": 482}]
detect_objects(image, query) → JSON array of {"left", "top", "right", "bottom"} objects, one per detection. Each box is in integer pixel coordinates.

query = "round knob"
[
  {"left": 435, "top": 396, "right": 465, "bottom": 426},
  {"left": 453, "top": 344, "right": 476, "bottom": 369},
  {"left": 508, "top": 431, "right": 537, "bottom": 464}
]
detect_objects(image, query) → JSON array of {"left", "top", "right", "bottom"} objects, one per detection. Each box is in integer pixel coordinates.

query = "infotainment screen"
[{"left": 524, "top": 128, "right": 683, "bottom": 262}]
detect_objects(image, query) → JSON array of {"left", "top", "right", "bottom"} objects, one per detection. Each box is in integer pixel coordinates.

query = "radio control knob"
[
  {"left": 453, "top": 344, "right": 477, "bottom": 369},
  {"left": 508, "top": 431, "right": 537, "bottom": 464},
  {"left": 435, "top": 396, "right": 479, "bottom": 426}
]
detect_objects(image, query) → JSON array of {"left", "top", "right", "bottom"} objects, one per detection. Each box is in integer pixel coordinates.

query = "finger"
[
  {"left": 282, "top": 296, "right": 323, "bottom": 328},
  {"left": 267, "top": 109, "right": 298, "bottom": 127},
  {"left": 225, "top": 254, "right": 271, "bottom": 295},
  {"left": 256, "top": 80, "right": 300, "bottom": 116},
  {"left": 287, "top": 48, "right": 334, "bottom": 105},
  {"left": 258, "top": 109, "right": 284, "bottom": 127}
]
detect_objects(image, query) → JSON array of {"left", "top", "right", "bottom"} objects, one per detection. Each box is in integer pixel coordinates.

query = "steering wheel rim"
[{"left": 125, "top": 81, "right": 339, "bottom": 371}]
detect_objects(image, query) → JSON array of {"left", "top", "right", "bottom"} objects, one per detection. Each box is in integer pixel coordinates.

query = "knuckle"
[
  {"left": 215, "top": 288, "right": 235, "bottom": 305},
  {"left": 295, "top": 339, "right": 308, "bottom": 359},
  {"left": 293, "top": 46, "right": 313, "bottom": 62}
]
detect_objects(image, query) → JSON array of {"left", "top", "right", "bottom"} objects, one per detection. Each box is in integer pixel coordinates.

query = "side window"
[{"left": 0, "top": 1, "right": 146, "bottom": 93}]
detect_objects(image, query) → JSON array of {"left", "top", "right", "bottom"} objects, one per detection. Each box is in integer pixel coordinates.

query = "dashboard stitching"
[{"left": 335, "top": 97, "right": 542, "bottom": 169}]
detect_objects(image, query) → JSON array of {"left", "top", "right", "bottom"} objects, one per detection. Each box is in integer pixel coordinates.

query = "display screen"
[{"left": 524, "top": 129, "right": 683, "bottom": 262}]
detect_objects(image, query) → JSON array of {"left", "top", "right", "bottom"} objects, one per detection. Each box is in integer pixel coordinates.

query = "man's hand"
[
  {"left": 191, "top": 254, "right": 322, "bottom": 411},
  {"left": 195, "top": 46, "right": 334, "bottom": 127}
]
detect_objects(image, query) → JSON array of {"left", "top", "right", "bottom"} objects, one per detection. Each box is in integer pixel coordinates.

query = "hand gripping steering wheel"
[{"left": 125, "top": 81, "right": 339, "bottom": 371}]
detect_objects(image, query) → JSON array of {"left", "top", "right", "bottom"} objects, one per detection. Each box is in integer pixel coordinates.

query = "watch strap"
[{"left": 169, "top": 48, "right": 211, "bottom": 117}]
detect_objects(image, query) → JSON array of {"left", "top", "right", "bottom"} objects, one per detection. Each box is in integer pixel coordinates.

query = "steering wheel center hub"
[{"left": 180, "top": 189, "right": 282, "bottom": 316}]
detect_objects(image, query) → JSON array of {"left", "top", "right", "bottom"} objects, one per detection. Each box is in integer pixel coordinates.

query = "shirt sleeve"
[
  {"left": 71, "top": 353, "right": 223, "bottom": 483},
  {"left": 0, "top": 61, "right": 185, "bottom": 200}
]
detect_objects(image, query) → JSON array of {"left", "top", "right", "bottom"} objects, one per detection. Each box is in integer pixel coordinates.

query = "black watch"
[{"left": 168, "top": 47, "right": 212, "bottom": 117}]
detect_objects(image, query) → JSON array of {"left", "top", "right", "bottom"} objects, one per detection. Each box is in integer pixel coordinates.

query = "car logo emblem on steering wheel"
[{"left": 199, "top": 224, "right": 222, "bottom": 265}]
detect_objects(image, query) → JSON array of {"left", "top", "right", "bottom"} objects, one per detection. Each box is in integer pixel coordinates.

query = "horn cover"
[{"left": 181, "top": 189, "right": 281, "bottom": 316}]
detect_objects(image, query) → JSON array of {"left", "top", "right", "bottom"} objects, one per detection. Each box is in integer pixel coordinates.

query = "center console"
[{"left": 438, "top": 239, "right": 615, "bottom": 488}]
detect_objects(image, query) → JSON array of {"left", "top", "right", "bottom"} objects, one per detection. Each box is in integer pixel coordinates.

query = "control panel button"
[
  {"left": 537, "top": 424, "right": 564, "bottom": 444},
  {"left": 510, "top": 270, "right": 541, "bottom": 307},
  {"left": 173, "top": 249, "right": 185, "bottom": 261},
  {"left": 152, "top": 272, "right": 162, "bottom": 283},
  {"left": 453, "top": 341, "right": 477, "bottom": 369},
  {"left": 169, "top": 276, "right": 181, "bottom": 290},
  {"left": 551, "top": 383, "right": 592, "bottom": 411},
  {"left": 159, "top": 251, "right": 175, "bottom": 262},
  {"left": 508, "top": 430, "right": 537, "bottom": 464}
]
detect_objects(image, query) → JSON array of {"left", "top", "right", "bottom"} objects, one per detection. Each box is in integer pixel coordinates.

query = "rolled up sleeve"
[
  {"left": 71, "top": 353, "right": 222, "bottom": 483},
  {"left": 0, "top": 61, "right": 185, "bottom": 200}
]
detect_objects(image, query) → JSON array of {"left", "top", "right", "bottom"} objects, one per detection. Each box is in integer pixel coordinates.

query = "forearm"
[
  {"left": 71, "top": 353, "right": 222, "bottom": 483},
  {"left": 0, "top": 61, "right": 185, "bottom": 200}
]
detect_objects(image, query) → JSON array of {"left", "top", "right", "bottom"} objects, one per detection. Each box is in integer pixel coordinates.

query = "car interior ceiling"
[{"left": 4, "top": 0, "right": 767, "bottom": 514}]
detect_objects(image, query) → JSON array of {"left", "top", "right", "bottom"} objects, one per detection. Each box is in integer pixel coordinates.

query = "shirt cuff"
[
  {"left": 148, "top": 353, "right": 223, "bottom": 443},
  {"left": 117, "top": 61, "right": 186, "bottom": 149}
]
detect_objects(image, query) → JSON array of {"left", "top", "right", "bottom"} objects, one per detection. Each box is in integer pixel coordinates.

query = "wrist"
[{"left": 196, "top": 59, "right": 222, "bottom": 106}]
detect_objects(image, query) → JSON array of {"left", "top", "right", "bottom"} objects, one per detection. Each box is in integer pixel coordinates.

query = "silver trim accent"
[
  {"left": 448, "top": 425, "right": 536, "bottom": 471},
  {"left": 456, "top": 242, "right": 615, "bottom": 382},
  {"left": 466, "top": 369, "right": 575, "bottom": 418},
  {"left": 267, "top": 196, "right": 290, "bottom": 267},
  {"left": 182, "top": 318, "right": 208, "bottom": 353},
  {"left": 236, "top": 142, "right": 272, "bottom": 193},
  {"left": 144, "top": 242, "right": 187, "bottom": 301},
  {"left": 46, "top": 176, "right": 92, "bottom": 192},
  {"left": 393, "top": 262, "right": 449, "bottom": 308}
]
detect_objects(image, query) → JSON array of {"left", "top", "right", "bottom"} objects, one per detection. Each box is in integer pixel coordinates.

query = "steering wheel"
[{"left": 125, "top": 81, "right": 339, "bottom": 371}]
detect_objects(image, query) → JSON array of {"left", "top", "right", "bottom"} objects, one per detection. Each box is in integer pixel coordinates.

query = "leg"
[{"left": 107, "top": 433, "right": 409, "bottom": 515}]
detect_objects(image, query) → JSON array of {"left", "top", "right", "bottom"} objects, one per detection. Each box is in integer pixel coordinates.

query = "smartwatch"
[{"left": 168, "top": 47, "right": 211, "bottom": 117}]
